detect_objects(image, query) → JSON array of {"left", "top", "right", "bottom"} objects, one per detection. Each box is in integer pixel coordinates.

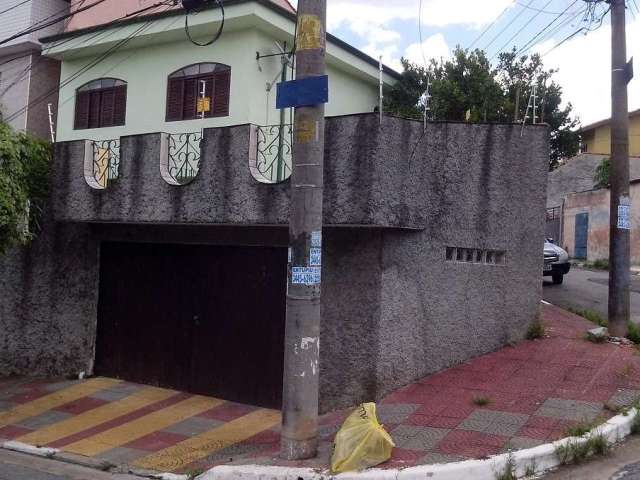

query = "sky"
[{"left": 289, "top": 0, "right": 639, "bottom": 126}]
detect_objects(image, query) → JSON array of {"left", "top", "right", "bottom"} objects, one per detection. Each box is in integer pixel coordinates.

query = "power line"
[
  {"left": 467, "top": 3, "right": 512, "bottom": 50},
  {"left": 483, "top": 0, "right": 534, "bottom": 51},
  {"left": 490, "top": 0, "right": 553, "bottom": 61},
  {"left": 513, "top": 1, "right": 582, "bottom": 15},
  {"left": 0, "top": 0, "right": 30, "bottom": 17},
  {"left": 5, "top": 4, "right": 173, "bottom": 123},
  {"left": 540, "top": 3, "right": 611, "bottom": 58},
  {"left": 0, "top": 0, "right": 108, "bottom": 47},
  {"left": 0, "top": 1, "right": 171, "bottom": 101},
  {"left": 514, "top": 0, "right": 580, "bottom": 56},
  {"left": 418, "top": 0, "right": 428, "bottom": 67},
  {"left": 514, "top": 5, "right": 586, "bottom": 57}
]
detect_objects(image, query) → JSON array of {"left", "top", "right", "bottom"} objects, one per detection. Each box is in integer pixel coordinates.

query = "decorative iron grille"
[
  {"left": 253, "top": 124, "right": 292, "bottom": 183},
  {"left": 546, "top": 206, "right": 561, "bottom": 221},
  {"left": 165, "top": 131, "right": 203, "bottom": 185},
  {"left": 91, "top": 139, "right": 120, "bottom": 188}
]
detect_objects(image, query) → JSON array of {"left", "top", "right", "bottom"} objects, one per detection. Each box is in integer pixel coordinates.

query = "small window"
[
  {"left": 74, "top": 78, "right": 127, "bottom": 130},
  {"left": 166, "top": 63, "right": 231, "bottom": 121}
]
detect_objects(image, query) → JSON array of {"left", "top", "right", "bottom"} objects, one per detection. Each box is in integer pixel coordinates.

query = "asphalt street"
[{"left": 543, "top": 266, "right": 640, "bottom": 324}]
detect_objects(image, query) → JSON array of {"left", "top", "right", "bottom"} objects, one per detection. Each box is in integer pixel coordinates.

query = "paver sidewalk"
[{"left": 2, "top": 304, "right": 640, "bottom": 475}]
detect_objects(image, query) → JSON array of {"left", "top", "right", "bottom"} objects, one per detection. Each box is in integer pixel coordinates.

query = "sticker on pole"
[
  {"left": 292, "top": 266, "right": 321, "bottom": 285},
  {"left": 311, "top": 231, "right": 322, "bottom": 247},
  {"left": 310, "top": 247, "right": 322, "bottom": 266},
  {"left": 618, "top": 204, "right": 631, "bottom": 230}
]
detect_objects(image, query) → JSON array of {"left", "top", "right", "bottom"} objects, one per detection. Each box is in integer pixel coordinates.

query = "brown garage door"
[{"left": 95, "top": 242, "right": 287, "bottom": 409}]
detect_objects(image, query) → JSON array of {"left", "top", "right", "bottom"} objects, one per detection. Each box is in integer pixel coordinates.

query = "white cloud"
[
  {"left": 531, "top": 19, "right": 640, "bottom": 125},
  {"left": 404, "top": 33, "right": 451, "bottom": 66}
]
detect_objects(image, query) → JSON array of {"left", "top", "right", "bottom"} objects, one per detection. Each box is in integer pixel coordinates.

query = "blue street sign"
[{"left": 276, "top": 75, "right": 329, "bottom": 109}]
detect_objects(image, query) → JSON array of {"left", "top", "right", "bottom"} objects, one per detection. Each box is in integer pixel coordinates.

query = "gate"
[
  {"left": 574, "top": 213, "right": 589, "bottom": 260},
  {"left": 95, "top": 242, "right": 287, "bottom": 408}
]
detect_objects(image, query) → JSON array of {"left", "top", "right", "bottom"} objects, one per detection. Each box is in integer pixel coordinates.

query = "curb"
[
  {"left": 0, "top": 441, "right": 188, "bottom": 480},
  {"left": 197, "top": 409, "right": 639, "bottom": 480}
]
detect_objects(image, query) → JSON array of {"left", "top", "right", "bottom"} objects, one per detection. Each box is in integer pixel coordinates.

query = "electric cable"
[
  {"left": 490, "top": 0, "right": 554, "bottom": 61},
  {"left": 483, "top": 0, "right": 534, "bottom": 51},
  {"left": 4, "top": 6, "right": 171, "bottom": 123},
  {"left": 0, "top": 0, "right": 108, "bottom": 47},
  {"left": 0, "top": 0, "right": 30, "bottom": 17},
  {"left": 184, "top": 0, "right": 225, "bottom": 46},
  {"left": 466, "top": 4, "right": 511, "bottom": 50},
  {"left": 0, "top": 1, "right": 172, "bottom": 100},
  {"left": 514, "top": 0, "right": 580, "bottom": 56}
]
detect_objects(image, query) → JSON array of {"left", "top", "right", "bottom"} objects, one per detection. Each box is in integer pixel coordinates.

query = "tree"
[
  {"left": 593, "top": 157, "right": 611, "bottom": 188},
  {"left": 384, "top": 46, "right": 580, "bottom": 169},
  {"left": 0, "top": 122, "right": 51, "bottom": 254}
]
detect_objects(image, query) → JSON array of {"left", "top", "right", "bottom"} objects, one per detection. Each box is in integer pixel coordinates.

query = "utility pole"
[
  {"left": 608, "top": 0, "right": 631, "bottom": 337},
  {"left": 281, "top": 0, "right": 326, "bottom": 460}
]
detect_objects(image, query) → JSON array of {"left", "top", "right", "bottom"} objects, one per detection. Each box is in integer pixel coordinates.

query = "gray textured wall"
[{"left": 1, "top": 114, "right": 548, "bottom": 413}]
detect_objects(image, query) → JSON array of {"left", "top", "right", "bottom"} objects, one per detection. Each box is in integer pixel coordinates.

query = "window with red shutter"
[
  {"left": 74, "top": 78, "right": 127, "bottom": 130},
  {"left": 165, "top": 63, "right": 231, "bottom": 122}
]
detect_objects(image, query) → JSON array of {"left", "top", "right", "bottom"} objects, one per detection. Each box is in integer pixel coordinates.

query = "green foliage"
[
  {"left": 627, "top": 323, "right": 640, "bottom": 344},
  {"left": 526, "top": 320, "right": 546, "bottom": 340},
  {"left": 0, "top": 122, "right": 50, "bottom": 254},
  {"left": 584, "top": 258, "right": 610, "bottom": 270},
  {"left": 384, "top": 47, "right": 580, "bottom": 169},
  {"left": 567, "top": 307, "right": 608, "bottom": 327},
  {"left": 594, "top": 158, "right": 611, "bottom": 188},
  {"left": 495, "top": 452, "right": 516, "bottom": 480},
  {"left": 472, "top": 395, "right": 492, "bottom": 407},
  {"left": 631, "top": 411, "right": 640, "bottom": 435},
  {"left": 555, "top": 433, "right": 610, "bottom": 465}
]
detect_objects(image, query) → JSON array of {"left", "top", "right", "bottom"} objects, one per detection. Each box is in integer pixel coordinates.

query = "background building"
[{"left": 0, "top": 0, "right": 69, "bottom": 138}]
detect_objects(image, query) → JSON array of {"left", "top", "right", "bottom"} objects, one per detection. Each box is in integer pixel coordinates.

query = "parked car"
[{"left": 544, "top": 239, "right": 570, "bottom": 284}]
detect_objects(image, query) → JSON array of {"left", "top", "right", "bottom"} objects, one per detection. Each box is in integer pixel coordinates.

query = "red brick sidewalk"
[
  {"left": 2, "top": 304, "right": 640, "bottom": 475},
  {"left": 211, "top": 304, "right": 640, "bottom": 472}
]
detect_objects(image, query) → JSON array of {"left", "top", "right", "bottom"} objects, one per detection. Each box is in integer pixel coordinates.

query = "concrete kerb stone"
[
  {"left": 197, "top": 409, "right": 640, "bottom": 480},
  {"left": 0, "top": 441, "right": 189, "bottom": 480}
]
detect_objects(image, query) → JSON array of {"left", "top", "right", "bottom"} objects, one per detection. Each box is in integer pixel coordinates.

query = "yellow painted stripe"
[
  {"left": 133, "top": 409, "right": 281, "bottom": 472},
  {"left": 0, "top": 378, "right": 122, "bottom": 428},
  {"left": 63, "top": 395, "right": 225, "bottom": 457},
  {"left": 17, "top": 386, "right": 176, "bottom": 446}
]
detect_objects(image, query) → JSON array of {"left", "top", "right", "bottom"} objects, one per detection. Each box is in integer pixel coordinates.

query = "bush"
[
  {"left": 627, "top": 323, "right": 640, "bottom": 344},
  {"left": 0, "top": 122, "right": 50, "bottom": 254},
  {"left": 526, "top": 320, "right": 545, "bottom": 340}
]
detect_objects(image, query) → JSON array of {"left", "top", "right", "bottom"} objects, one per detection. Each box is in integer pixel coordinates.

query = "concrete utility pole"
[
  {"left": 608, "top": 0, "right": 631, "bottom": 337},
  {"left": 281, "top": 0, "right": 326, "bottom": 460}
]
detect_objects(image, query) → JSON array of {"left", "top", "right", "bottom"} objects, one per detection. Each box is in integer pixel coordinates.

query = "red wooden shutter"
[
  {"left": 182, "top": 78, "right": 198, "bottom": 120},
  {"left": 113, "top": 85, "right": 127, "bottom": 126},
  {"left": 88, "top": 91, "right": 101, "bottom": 128},
  {"left": 100, "top": 88, "right": 115, "bottom": 127},
  {"left": 212, "top": 69, "right": 230, "bottom": 117},
  {"left": 74, "top": 91, "right": 90, "bottom": 129},
  {"left": 166, "top": 78, "right": 184, "bottom": 121}
]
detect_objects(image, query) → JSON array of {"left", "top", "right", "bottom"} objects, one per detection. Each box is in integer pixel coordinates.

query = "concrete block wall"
[{"left": 0, "top": 115, "right": 549, "bottom": 412}]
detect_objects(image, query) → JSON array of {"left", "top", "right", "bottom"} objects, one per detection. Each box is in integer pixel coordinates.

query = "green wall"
[{"left": 55, "top": 25, "right": 382, "bottom": 142}]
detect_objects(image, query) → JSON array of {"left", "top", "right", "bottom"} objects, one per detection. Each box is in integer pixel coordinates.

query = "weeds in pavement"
[
  {"left": 584, "top": 259, "right": 609, "bottom": 271},
  {"left": 627, "top": 323, "right": 640, "bottom": 344},
  {"left": 495, "top": 452, "right": 516, "bottom": 480},
  {"left": 564, "top": 417, "right": 606, "bottom": 437},
  {"left": 472, "top": 396, "right": 492, "bottom": 407},
  {"left": 555, "top": 433, "right": 610, "bottom": 465},
  {"left": 526, "top": 320, "right": 546, "bottom": 340},
  {"left": 584, "top": 332, "right": 606, "bottom": 343},
  {"left": 186, "top": 469, "right": 206, "bottom": 480},
  {"left": 524, "top": 460, "right": 537, "bottom": 478},
  {"left": 630, "top": 403, "right": 640, "bottom": 435},
  {"left": 567, "top": 307, "right": 640, "bottom": 345},
  {"left": 568, "top": 307, "right": 608, "bottom": 327}
]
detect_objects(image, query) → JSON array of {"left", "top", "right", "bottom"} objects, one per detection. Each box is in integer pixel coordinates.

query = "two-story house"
[
  {"left": 0, "top": 0, "right": 69, "bottom": 138},
  {"left": 0, "top": 0, "right": 549, "bottom": 415}
]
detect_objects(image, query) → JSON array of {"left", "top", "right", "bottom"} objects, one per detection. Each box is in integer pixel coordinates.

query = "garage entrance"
[{"left": 95, "top": 242, "right": 287, "bottom": 409}]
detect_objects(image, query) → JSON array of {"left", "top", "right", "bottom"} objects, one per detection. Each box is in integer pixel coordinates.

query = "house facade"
[
  {"left": 580, "top": 108, "right": 640, "bottom": 157},
  {"left": 0, "top": 0, "right": 550, "bottom": 414},
  {"left": 0, "top": 0, "right": 69, "bottom": 138}
]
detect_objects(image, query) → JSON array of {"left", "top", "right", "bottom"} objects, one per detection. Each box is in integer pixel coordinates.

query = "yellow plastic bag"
[{"left": 330, "top": 403, "right": 395, "bottom": 473}]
